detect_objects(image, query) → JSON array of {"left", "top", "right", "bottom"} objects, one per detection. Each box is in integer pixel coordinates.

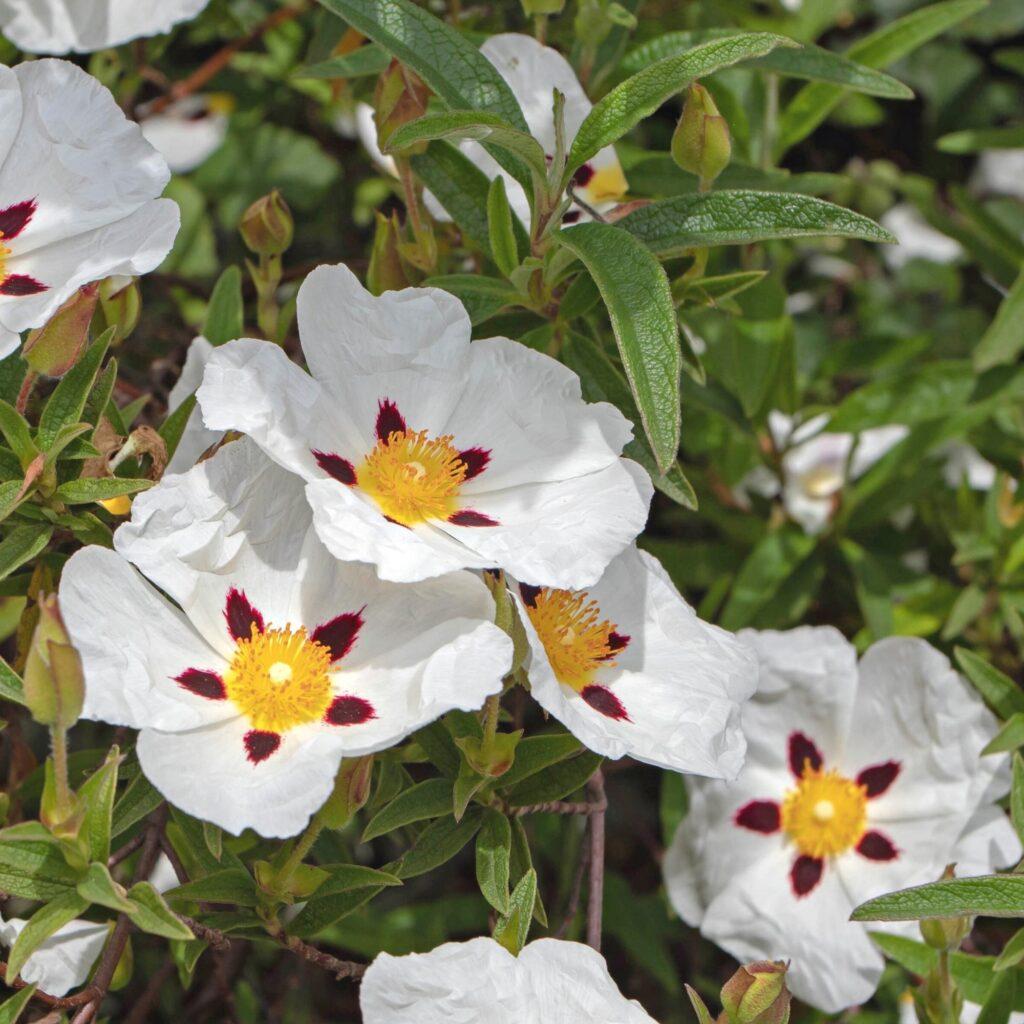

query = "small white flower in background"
[
  {"left": 0, "top": 59, "right": 179, "bottom": 359},
  {"left": 879, "top": 202, "right": 963, "bottom": 270},
  {"left": 165, "top": 335, "right": 217, "bottom": 475},
  {"left": 335, "top": 102, "right": 399, "bottom": 179},
  {"left": 139, "top": 95, "right": 231, "bottom": 175},
  {"left": 939, "top": 440, "right": 1006, "bottom": 492},
  {"left": 971, "top": 149, "right": 1024, "bottom": 201},
  {"left": 360, "top": 937, "right": 658, "bottom": 1023},
  {"left": 664, "top": 626, "right": 1021, "bottom": 1013},
  {"left": 0, "top": 0, "right": 211, "bottom": 54},
  {"left": 59, "top": 439, "right": 512, "bottom": 838},
  {"left": 197, "top": 263, "right": 651, "bottom": 587},
  {"left": 735, "top": 411, "right": 907, "bottom": 535},
  {"left": 898, "top": 991, "right": 1024, "bottom": 1024},
  {"left": 511, "top": 545, "right": 756, "bottom": 779}
]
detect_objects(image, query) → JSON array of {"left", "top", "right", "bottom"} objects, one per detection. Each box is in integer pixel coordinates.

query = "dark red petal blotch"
[
  {"left": 325, "top": 695, "right": 376, "bottom": 726},
  {"left": 225, "top": 588, "right": 265, "bottom": 641},
  {"left": 581, "top": 685, "right": 630, "bottom": 721},
  {"left": 572, "top": 163, "right": 595, "bottom": 187},
  {"left": 857, "top": 831, "right": 898, "bottom": 861},
  {"left": 790, "top": 855, "right": 824, "bottom": 897},
  {"left": 519, "top": 583, "right": 541, "bottom": 608},
  {"left": 376, "top": 399, "right": 407, "bottom": 441},
  {"left": 448, "top": 510, "right": 498, "bottom": 527},
  {"left": 857, "top": 761, "right": 901, "bottom": 799},
  {"left": 734, "top": 800, "right": 781, "bottom": 834},
  {"left": 788, "top": 731, "right": 824, "bottom": 778},
  {"left": 0, "top": 274, "right": 47, "bottom": 296},
  {"left": 457, "top": 447, "right": 491, "bottom": 481},
  {"left": 0, "top": 199, "right": 37, "bottom": 240},
  {"left": 244, "top": 730, "right": 281, "bottom": 764},
  {"left": 602, "top": 631, "right": 630, "bottom": 659},
  {"left": 175, "top": 668, "right": 226, "bottom": 701},
  {"left": 311, "top": 610, "right": 364, "bottom": 663},
  {"left": 312, "top": 449, "right": 356, "bottom": 485}
]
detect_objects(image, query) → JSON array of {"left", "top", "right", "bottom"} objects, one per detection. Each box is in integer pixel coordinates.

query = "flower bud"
[
  {"left": 721, "top": 960, "right": 791, "bottom": 1024},
  {"left": 920, "top": 865, "right": 973, "bottom": 951},
  {"left": 23, "top": 594, "right": 84, "bottom": 730},
  {"left": 373, "top": 59, "right": 429, "bottom": 155},
  {"left": 23, "top": 284, "right": 99, "bottom": 377},
  {"left": 95, "top": 275, "right": 141, "bottom": 346},
  {"left": 367, "top": 211, "right": 414, "bottom": 295},
  {"left": 671, "top": 82, "right": 731, "bottom": 188},
  {"left": 318, "top": 755, "right": 375, "bottom": 830},
  {"left": 239, "top": 190, "right": 294, "bottom": 257}
]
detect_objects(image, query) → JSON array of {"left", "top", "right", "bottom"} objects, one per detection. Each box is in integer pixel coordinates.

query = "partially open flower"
[
  {"left": 512, "top": 545, "right": 756, "bottom": 778},
  {"left": 0, "top": 60, "right": 178, "bottom": 358},
  {"left": 60, "top": 439, "right": 512, "bottom": 837},
  {"left": 197, "top": 263, "right": 651, "bottom": 587}
]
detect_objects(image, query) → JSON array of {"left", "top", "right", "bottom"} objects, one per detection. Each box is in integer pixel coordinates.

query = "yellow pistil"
[
  {"left": 584, "top": 164, "right": 629, "bottom": 205},
  {"left": 224, "top": 624, "right": 332, "bottom": 732},
  {"left": 781, "top": 767, "right": 868, "bottom": 859},
  {"left": 357, "top": 429, "right": 467, "bottom": 526},
  {"left": 525, "top": 588, "right": 619, "bottom": 691}
]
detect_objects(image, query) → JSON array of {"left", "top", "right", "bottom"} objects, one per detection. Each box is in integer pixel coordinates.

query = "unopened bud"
[
  {"left": 373, "top": 59, "right": 429, "bottom": 154},
  {"left": 95, "top": 276, "right": 141, "bottom": 346},
  {"left": 920, "top": 865, "right": 973, "bottom": 951},
  {"left": 721, "top": 960, "right": 791, "bottom": 1024},
  {"left": 521, "top": 0, "right": 565, "bottom": 14},
  {"left": 23, "top": 284, "right": 99, "bottom": 377},
  {"left": 671, "top": 82, "right": 731, "bottom": 188},
  {"left": 318, "top": 755, "right": 375, "bottom": 830},
  {"left": 239, "top": 190, "right": 294, "bottom": 257},
  {"left": 23, "top": 594, "right": 84, "bottom": 729},
  {"left": 367, "top": 211, "right": 414, "bottom": 295},
  {"left": 456, "top": 731, "right": 523, "bottom": 778}
]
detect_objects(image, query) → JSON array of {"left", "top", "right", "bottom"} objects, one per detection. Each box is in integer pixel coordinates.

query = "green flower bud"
[
  {"left": 239, "top": 190, "right": 294, "bottom": 257},
  {"left": 721, "top": 960, "right": 791, "bottom": 1024},
  {"left": 318, "top": 755, "right": 375, "bottom": 830},
  {"left": 671, "top": 82, "right": 732, "bottom": 188},
  {"left": 23, "top": 594, "right": 84, "bottom": 730},
  {"left": 367, "top": 211, "right": 414, "bottom": 295},
  {"left": 23, "top": 284, "right": 99, "bottom": 377},
  {"left": 96, "top": 275, "right": 141, "bottom": 346},
  {"left": 373, "top": 59, "right": 429, "bottom": 155}
]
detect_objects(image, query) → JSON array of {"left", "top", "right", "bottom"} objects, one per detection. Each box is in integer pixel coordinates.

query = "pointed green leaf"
[
  {"left": 974, "top": 268, "right": 1024, "bottom": 372},
  {"left": 294, "top": 44, "right": 390, "bottom": 79},
  {"left": 853, "top": 875, "right": 1024, "bottom": 922},
  {"left": 505, "top": 750, "right": 603, "bottom": 807},
  {"left": 77, "top": 748, "right": 120, "bottom": 863},
  {"left": 203, "top": 266, "right": 244, "bottom": 346},
  {"left": 983, "top": 715, "right": 1024, "bottom": 756},
  {"left": 310, "top": 864, "right": 401, "bottom": 898},
  {"left": 0, "top": 657, "right": 25, "bottom": 707},
  {"left": 159, "top": 393, "right": 198, "bottom": 465},
  {"left": 37, "top": 329, "right": 113, "bottom": 450},
  {"left": 956, "top": 648, "right": 1024, "bottom": 720},
  {"left": 288, "top": 884, "right": 385, "bottom": 938},
  {"left": 111, "top": 773, "right": 162, "bottom": 839},
  {"left": 0, "top": 525, "right": 53, "bottom": 583},
  {"left": 54, "top": 477, "right": 152, "bottom": 506},
  {"left": 0, "top": 401, "right": 37, "bottom": 467},
  {"left": 395, "top": 809, "right": 483, "bottom": 879},
  {"left": 423, "top": 275, "right": 519, "bottom": 325},
  {"left": 125, "top": 880, "right": 195, "bottom": 940},
  {"left": 77, "top": 861, "right": 134, "bottom": 912},
  {"left": 487, "top": 176, "right": 520, "bottom": 279},
  {"left": 1012, "top": 754, "right": 1024, "bottom": 846},
  {"left": 361, "top": 778, "right": 454, "bottom": 842},
  {"left": 0, "top": 833, "right": 79, "bottom": 900},
  {"left": 165, "top": 869, "right": 258, "bottom": 907},
  {"left": 476, "top": 809, "right": 512, "bottom": 916},
  {"left": 0, "top": 984, "right": 37, "bottom": 1024},
  {"left": 496, "top": 733, "right": 582, "bottom": 789},
  {"left": 994, "top": 926, "right": 1024, "bottom": 972},
  {"left": 492, "top": 868, "right": 536, "bottom": 954}
]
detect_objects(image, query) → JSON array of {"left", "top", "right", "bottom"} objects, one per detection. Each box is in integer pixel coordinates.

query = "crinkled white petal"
[
  {"left": 0, "top": 0, "right": 211, "bottom": 53},
  {"left": 140, "top": 96, "right": 227, "bottom": 174},
  {"left": 950, "top": 805, "right": 1022, "bottom": 877},
  {"left": 515, "top": 546, "right": 756, "bottom": 777},
  {"left": 166, "top": 335, "right": 218, "bottom": 475},
  {"left": 879, "top": 203, "right": 963, "bottom": 269},
  {"left": 0, "top": 915, "right": 108, "bottom": 996}
]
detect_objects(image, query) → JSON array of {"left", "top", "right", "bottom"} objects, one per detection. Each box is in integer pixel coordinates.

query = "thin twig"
[
  {"left": 159, "top": 833, "right": 191, "bottom": 885},
  {"left": 585, "top": 771, "right": 606, "bottom": 952},
  {"left": 511, "top": 797, "right": 607, "bottom": 817},
  {"left": 555, "top": 824, "right": 590, "bottom": 939},
  {"left": 177, "top": 915, "right": 231, "bottom": 952},
  {"left": 107, "top": 832, "right": 146, "bottom": 869},
  {"left": 123, "top": 960, "right": 175, "bottom": 1024},
  {"left": 274, "top": 934, "right": 367, "bottom": 981},
  {"left": 0, "top": 965, "right": 100, "bottom": 1009}
]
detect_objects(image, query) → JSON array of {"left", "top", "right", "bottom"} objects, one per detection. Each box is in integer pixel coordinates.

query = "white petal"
[
  {"left": 950, "top": 805, "right": 1022, "bottom": 877},
  {"left": 166, "top": 335, "right": 219, "bottom": 474},
  {"left": 515, "top": 546, "right": 757, "bottom": 777},
  {"left": 0, "top": 916, "right": 108, "bottom": 997},
  {"left": 879, "top": 203, "right": 963, "bottom": 269},
  {"left": 849, "top": 425, "right": 908, "bottom": 477},
  {"left": 60, "top": 546, "right": 233, "bottom": 731},
  {"left": 354, "top": 102, "right": 398, "bottom": 178},
  {"left": 971, "top": 149, "right": 1024, "bottom": 201},
  {"left": 939, "top": 442, "right": 999, "bottom": 491},
  {"left": 0, "top": 65, "right": 23, "bottom": 170},
  {"left": 140, "top": 97, "right": 227, "bottom": 174}
]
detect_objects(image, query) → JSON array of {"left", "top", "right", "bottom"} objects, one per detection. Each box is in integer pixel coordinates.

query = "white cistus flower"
[
  {"left": 139, "top": 95, "right": 230, "bottom": 174},
  {"left": 512, "top": 545, "right": 756, "bottom": 779},
  {"left": 879, "top": 203, "right": 963, "bottom": 270},
  {"left": 360, "top": 937, "right": 658, "bottom": 1023},
  {"left": 0, "top": 0, "right": 211, "bottom": 54},
  {"left": 334, "top": 102, "right": 398, "bottom": 179},
  {"left": 971, "top": 149, "right": 1024, "bottom": 201},
  {"left": 665, "top": 627, "right": 1021, "bottom": 1013},
  {"left": 60, "top": 439, "right": 513, "bottom": 838},
  {"left": 165, "top": 335, "right": 217, "bottom": 475},
  {"left": 0, "top": 59, "right": 179, "bottom": 358},
  {"left": 197, "top": 263, "right": 651, "bottom": 587}
]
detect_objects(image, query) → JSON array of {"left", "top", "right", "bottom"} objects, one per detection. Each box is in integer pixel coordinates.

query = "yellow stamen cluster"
[
  {"left": 224, "top": 624, "right": 332, "bottom": 732},
  {"left": 526, "top": 588, "right": 619, "bottom": 691},
  {"left": 781, "top": 767, "right": 868, "bottom": 859},
  {"left": 357, "top": 429, "right": 467, "bottom": 526}
]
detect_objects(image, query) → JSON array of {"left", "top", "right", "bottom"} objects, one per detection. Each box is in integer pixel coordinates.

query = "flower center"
[
  {"left": 224, "top": 624, "right": 333, "bottom": 732},
  {"left": 781, "top": 767, "right": 868, "bottom": 858},
  {"left": 583, "top": 164, "right": 628, "bottom": 205},
  {"left": 800, "top": 464, "right": 844, "bottom": 499},
  {"left": 525, "top": 588, "right": 619, "bottom": 690},
  {"left": 357, "top": 429, "right": 467, "bottom": 526}
]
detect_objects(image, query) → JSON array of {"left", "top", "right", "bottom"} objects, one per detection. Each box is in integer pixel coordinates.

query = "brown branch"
[
  {"left": 158, "top": 833, "right": 191, "bottom": 886},
  {"left": 107, "top": 832, "right": 146, "bottom": 869},
  {"left": 585, "top": 771, "right": 606, "bottom": 952},
  {"left": 0, "top": 965, "right": 100, "bottom": 1009},
  {"left": 123, "top": 960, "right": 175, "bottom": 1024},
  {"left": 555, "top": 824, "right": 590, "bottom": 940},
  {"left": 176, "top": 915, "right": 231, "bottom": 953},
  {"left": 274, "top": 934, "right": 366, "bottom": 981},
  {"left": 511, "top": 797, "right": 607, "bottom": 817}
]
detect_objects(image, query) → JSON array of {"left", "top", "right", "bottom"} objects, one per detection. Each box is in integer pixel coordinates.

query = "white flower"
[
  {"left": 0, "top": 0, "right": 210, "bottom": 54},
  {"left": 360, "top": 937, "right": 658, "bottom": 1023},
  {"left": 0, "top": 59, "right": 179, "bottom": 358},
  {"left": 424, "top": 33, "right": 629, "bottom": 227},
  {"left": 197, "top": 263, "right": 651, "bottom": 587},
  {"left": 736, "top": 412, "right": 908, "bottom": 535},
  {"left": 139, "top": 95, "right": 230, "bottom": 175},
  {"left": 60, "top": 438, "right": 513, "bottom": 838},
  {"left": 664, "top": 627, "right": 1021, "bottom": 1013},
  {"left": 879, "top": 203, "right": 963, "bottom": 270},
  {"left": 899, "top": 990, "right": 1024, "bottom": 1024},
  {"left": 511, "top": 545, "right": 756, "bottom": 779},
  {"left": 166, "top": 335, "right": 217, "bottom": 475},
  {"left": 939, "top": 441, "right": 1003, "bottom": 491},
  {"left": 334, "top": 102, "right": 399, "bottom": 179},
  {"left": 971, "top": 149, "right": 1024, "bottom": 201}
]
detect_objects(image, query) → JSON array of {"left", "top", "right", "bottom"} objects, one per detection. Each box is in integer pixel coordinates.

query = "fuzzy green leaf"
[
  {"left": 54, "top": 477, "right": 153, "bottom": 506},
  {"left": 5, "top": 890, "right": 90, "bottom": 985},
  {"left": 77, "top": 861, "right": 134, "bottom": 912},
  {"left": 0, "top": 657, "right": 25, "bottom": 707},
  {"left": 36, "top": 329, "right": 113, "bottom": 450},
  {"left": 853, "top": 875, "right": 1024, "bottom": 921},
  {"left": 0, "top": 525, "right": 53, "bottom": 583},
  {"left": 203, "top": 266, "right": 244, "bottom": 346},
  {"left": 294, "top": 44, "right": 390, "bottom": 79},
  {"left": 361, "top": 778, "right": 454, "bottom": 842},
  {"left": 487, "top": 176, "right": 520, "bottom": 279},
  {"left": 395, "top": 809, "right": 483, "bottom": 879},
  {"left": 125, "top": 881, "right": 195, "bottom": 940},
  {"left": 492, "top": 868, "right": 536, "bottom": 954},
  {"left": 496, "top": 733, "right": 583, "bottom": 790},
  {"left": 0, "top": 401, "right": 36, "bottom": 467},
  {"left": 423, "top": 275, "right": 519, "bottom": 325},
  {"left": 165, "top": 869, "right": 259, "bottom": 907},
  {"left": 505, "top": 750, "right": 604, "bottom": 806},
  {"left": 956, "top": 648, "right": 1024, "bottom": 721},
  {"left": 476, "top": 809, "right": 512, "bottom": 916},
  {"left": 974, "top": 268, "right": 1024, "bottom": 372}
]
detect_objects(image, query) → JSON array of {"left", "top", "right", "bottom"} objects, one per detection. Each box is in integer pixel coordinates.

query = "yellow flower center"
[
  {"left": 525, "top": 588, "right": 619, "bottom": 691},
  {"left": 584, "top": 164, "right": 629, "bottom": 205},
  {"left": 357, "top": 429, "right": 467, "bottom": 526},
  {"left": 800, "top": 464, "right": 844, "bottom": 499},
  {"left": 224, "top": 625, "right": 333, "bottom": 732},
  {"left": 781, "top": 767, "right": 868, "bottom": 858}
]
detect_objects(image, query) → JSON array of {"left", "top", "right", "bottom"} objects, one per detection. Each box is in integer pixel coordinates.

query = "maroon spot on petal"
[
  {"left": 311, "top": 609, "right": 364, "bottom": 663},
  {"left": 225, "top": 587, "right": 265, "bottom": 641},
  {"left": 244, "top": 730, "right": 281, "bottom": 764},
  {"left": 312, "top": 449, "right": 356, "bottom": 485},
  {"left": 581, "top": 684, "right": 630, "bottom": 721},
  {"left": 790, "top": 855, "right": 824, "bottom": 898},
  {"left": 0, "top": 198, "right": 36, "bottom": 240},
  {"left": 325, "top": 695, "right": 376, "bottom": 726},
  {"left": 448, "top": 510, "right": 498, "bottom": 527},
  {"left": 572, "top": 163, "right": 595, "bottom": 188},
  {"left": 376, "top": 398, "right": 407, "bottom": 441},
  {"left": 0, "top": 274, "right": 47, "bottom": 296},
  {"left": 457, "top": 447, "right": 491, "bottom": 481},
  {"left": 857, "top": 830, "right": 899, "bottom": 862},
  {"left": 562, "top": 210, "right": 582, "bottom": 225},
  {"left": 788, "top": 731, "right": 824, "bottom": 778},
  {"left": 601, "top": 631, "right": 630, "bottom": 660},
  {"left": 857, "top": 761, "right": 901, "bottom": 799},
  {"left": 519, "top": 583, "right": 541, "bottom": 608},
  {"left": 734, "top": 800, "right": 781, "bottom": 834},
  {"left": 175, "top": 668, "right": 226, "bottom": 701}
]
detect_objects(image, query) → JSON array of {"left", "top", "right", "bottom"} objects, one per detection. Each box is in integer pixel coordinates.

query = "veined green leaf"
[
  {"left": 77, "top": 749, "right": 120, "bottom": 863},
  {"left": 0, "top": 657, "right": 25, "bottom": 707},
  {"left": 159, "top": 394, "right": 197, "bottom": 466},
  {"left": 165, "top": 869, "right": 259, "bottom": 907},
  {"left": 496, "top": 733, "right": 582, "bottom": 790},
  {"left": 0, "top": 401, "right": 36, "bottom": 467},
  {"left": 505, "top": 750, "right": 603, "bottom": 806},
  {"left": 938, "top": 125, "right": 1024, "bottom": 154},
  {"left": 487, "top": 177, "right": 520, "bottom": 279},
  {"left": 203, "top": 266, "right": 244, "bottom": 346},
  {"left": 994, "top": 926, "right": 1024, "bottom": 972},
  {"left": 395, "top": 809, "right": 483, "bottom": 879},
  {"left": 557, "top": 222, "right": 680, "bottom": 474},
  {"left": 126, "top": 881, "right": 195, "bottom": 940},
  {"left": 293, "top": 44, "right": 390, "bottom": 80},
  {"left": 111, "top": 772, "right": 162, "bottom": 838},
  {"left": 977, "top": 966, "right": 1017, "bottom": 1024},
  {"left": 0, "top": 525, "right": 53, "bottom": 583},
  {"left": 974, "top": 268, "right": 1024, "bottom": 372},
  {"left": 492, "top": 867, "right": 536, "bottom": 954},
  {"left": 0, "top": 834, "right": 79, "bottom": 900},
  {"left": 310, "top": 864, "right": 401, "bottom": 898},
  {"left": 853, "top": 874, "right": 1024, "bottom": 921},
  {"left": 568, "top": 32, "right": 793, "bottom": 174},
  {"left": 476, "top": 809, "right": 512, "bottom": 916},
  {"left": 77, "top": 861, "right": 134, "bottom": 912},
  {"left": 288, "top": 884, "right": 385, "bottom": 938},
  {"left": 55, "top": 476, "right": 152, "bottom": 506},
  {"left": 361, "top": 778, "right": 454, "bottom": 841},
  {"left": 1012, "top": 754, "right": 1024, "bottom": 845},
  {"left": 36, "top": 329, "right": 114, "bottom": 450},
  {"left": 5, "top": 890, "right": 90, "bottom": 984},
  {"left": 619, "top": 191, "right": 894, "bottom": 257},
  {"left": 955, "top": 648, "right": 1024, "bottom": 720}
]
